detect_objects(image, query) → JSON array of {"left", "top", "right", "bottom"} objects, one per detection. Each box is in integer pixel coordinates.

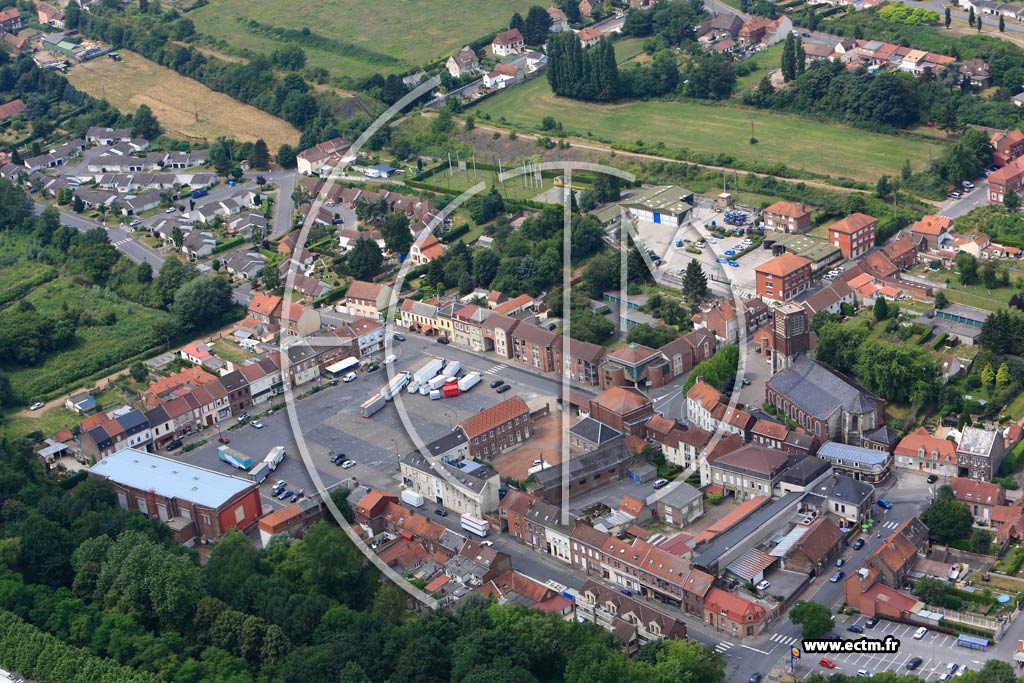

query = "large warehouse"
[
  {"left": 619, "top": 185, "right": 694, "bottom": 227},
  {"left": 89, "top": 448, "right": 262, "bottom": 545}
]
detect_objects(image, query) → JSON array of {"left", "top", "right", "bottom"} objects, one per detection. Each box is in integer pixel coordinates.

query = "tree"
[
  {"left": 921, "top": 493, "right": 973, "bottom": 543},
  {"left": 945, "top": 6, "right": 951, "bottom": 28},
  {"left": 1004, "top": 188, "right": 1020, "bottom": 212},
  {"left": 72, "top": 195, "right": 84, "bottom": 213},
  {"left": 171, "top": 226, "right": 184, "bottom": 249},
  {"left": 814, "top": 322, "right": 869, "bottom": 374},
  {"left": 977, "top": 14, "right": 982, "bottom": 31},
  {"left": 781, "top": 34, "right": 796, "bottom": 82},
  {"left": 510, "top": 11, "right": 524, "bottom": 33},
  {"left": 249, "top": 139, "right": 269, "bottom": 170},
  {"left": 875, "top": 175, "right": 893, "bottom": 199},
  {"left": 276, "top": 144, "right": 297, "bottom": 169},
  {"left": 129, "top": 362, "right": 148, "bottom": 383},
  {"left": 969, "top": 527, "right": 993, "bottom": 553},
  {"left": 956, "top": 252, "right": 979, "bottom": 284},
  {"left": 790, "top": 601, "right": 834, "bottom": 639},
  {"left": 523, "top": 5, "right": 553, "bottom": 44},
  {"left": 901, "top": 158, "right": 913, "bottom": 181},
  {"left": 132, "top": 104, "right": 161, "bottom": 140},
  {"left": 914, "top": 576, "right": 951, "bottom": 606},
  {"left": 997, "top": 362, "right": 1010, "bottom": 388},
  {"left": 981, "top": 362, "right": 995, "bottom": 386},
  {"left": 171, "top": 276, "right": 233, "bottom": 332},
  {"left": 934, "top": 290, "right": 948, "bottom": 309},
  {"left": 969, "top": 6, "right": 975, "bottom": 25},
  {"left": 681, "top": 259, "right": 707, "bottom": 302},
  {"left": 347, "top": 238, "right": 384, "bottom": 281},
  {"left": 382, "top": 211, "right": 413, "bottom": 255},
  {"left": 1000, "top": 14, "right": 1005, "bottom": 31},
  {"left": 873, "top": 297, "right": 890, "bottom": 321}
]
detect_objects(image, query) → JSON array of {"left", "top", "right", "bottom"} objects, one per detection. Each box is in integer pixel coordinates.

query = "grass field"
[
  {"left": 67, "top": 51, "right": 299, "bottom": 148},
  {"left": 191, "top": 0, "right": 538, "bottom": 78},
  {"left": 418, "top": 165, "right": 558, "bottom": 201},
  {"left": 474, "top": 77, "right": 938, "bottom": 181},
  {"left": 734, "top": 42, "right": 786, "bottom": 94},
  {"left": 3, "top": 406, "right": 82, "bottom": 441}
]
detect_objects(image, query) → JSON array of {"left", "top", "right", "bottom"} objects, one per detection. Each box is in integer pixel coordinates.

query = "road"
[
  {"left": 32, "top": 201, "right": 166, "bottom": 272},
  {"left": 268, "top": 171, "right": 297, "bottom": 238},
  {"left": 938, "top": 179, "right": 989, "bottom": 219}
]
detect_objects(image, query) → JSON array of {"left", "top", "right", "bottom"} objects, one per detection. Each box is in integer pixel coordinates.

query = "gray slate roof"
[
  {"left": 569, "top": 417, "right": 622, "bottom": 446},
  {"left": 767, "top": 357, "right": 879, "bottom": 420}
]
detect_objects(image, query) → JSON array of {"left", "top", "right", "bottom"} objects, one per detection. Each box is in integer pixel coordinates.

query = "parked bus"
[
  {"left": 460, "top": 514, "right": 490, "bottom": 538},
  {"left": 324, "top": 357, "right": 359, "bottom": 378}
]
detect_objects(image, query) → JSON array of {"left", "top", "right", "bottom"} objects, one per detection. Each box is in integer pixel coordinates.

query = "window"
[
  {"left": 137, "top": 499, "right": 149, "bottom": 515},
  {"left": 235, "top": 504, "right": 245, "bottom": 523}
]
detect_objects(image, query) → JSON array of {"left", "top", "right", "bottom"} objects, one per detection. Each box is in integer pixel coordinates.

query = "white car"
[
  {"left": 913, "top": 626, "right": 928, "bottom": 639},
  {"left": 756, "top": 580, "right": 770, "bottom": 591},
  {"left": 341, "top": 372, "right": 357, "bottom": 383},
  {"left": 165, "top": 207, "right": 176, "bottom": 213},
  {"left": 30, "top": 402, "right": 45, "bottom": 410},
  {"left": 251, "top": 420, "right": 263, "bottom": 429},
  {"left": 341, "top": 459, "right": 356, "bottom": 469},
  {"left": 384, "top": 354, "right": 397, "bottom": 365}
]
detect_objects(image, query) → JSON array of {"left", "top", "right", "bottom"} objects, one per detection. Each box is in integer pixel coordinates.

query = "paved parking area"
[{"left": 802, "top": 617, "right": 988, "bottom": 680}]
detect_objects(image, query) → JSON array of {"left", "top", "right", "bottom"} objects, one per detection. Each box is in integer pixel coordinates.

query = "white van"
[
  {"left": 384, "top": 354, "right": 397, "bottom": 365},
  {"left": 429, "top": 390, "right": 442, "bottom": 400}
]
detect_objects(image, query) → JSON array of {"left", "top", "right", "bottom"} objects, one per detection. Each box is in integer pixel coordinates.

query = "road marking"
[
  {"left": 738, "top": 644, "right": 771, "bottom": 655},
  {"left": 769, "top": 633, "right": 799, "bottom": 645},
  {"left": 882, "top": 521, "right": 899, "bottom": 530},
  {"left": 714, "top": 642, "right": 734, "bottom": 653},
  {"left": 484, "top": 364, "right": 509, "bottom": 375}
]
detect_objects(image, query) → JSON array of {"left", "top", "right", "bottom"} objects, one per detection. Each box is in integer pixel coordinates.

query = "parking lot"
[
  {"left": 801, "top": 617, "right": 989, "bottom": 680},
  {"left": 161, "top": 340, "right": 561, "bottom": 514}
]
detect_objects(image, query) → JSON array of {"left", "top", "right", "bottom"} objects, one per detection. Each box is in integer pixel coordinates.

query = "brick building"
[
  {"left": 828, "top": 213, "right": 877, "bottom": 259},
  {"left": 589, "top": 386, "right": 654, "bottom": 436},
  {"left": 762, "top": 201, "right": 812, "bottom": 233},
  {"left": 755, "top": 253, "right": 812, "bottom": 302},
  {"left": 457, "top": 396, "right": 533, "bottom": 459}
]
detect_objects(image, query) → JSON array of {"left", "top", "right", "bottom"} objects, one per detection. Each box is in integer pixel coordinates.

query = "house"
[
  {"left": 483, "top": 62, "right": 521, "bottom": 89},
  {"left": 894, "top": 427, "right": 957, "bottom": 477},
  {"left": 828, "top": 213, "right": 877, "bottom": 260},
  {"left": 811, "top": 473, "right": 875, "bottom": 525},
  {"left": 0, "top": 98, "right": 25, "bottom": 122},
  {"left": 90, "top": 449, "right": 261, "bottom": 544},
  {"left": 950, "top": 477, "right": 1006, "bottom": 521},
  {"left": 548, "top": 6, "right": 570, "bottom": 31},
  {"left": 579, "top": 0, "right": 596, "bottom": 16},
  {"left": 709, "top": 444, "right": 793, "bottom": 501},
  {"left": 344, "top": 280, "right": 392, "bottom": 321},
  {"left": 499, "top": 490, "right": 573, "bottom": 561},
  {"left": 766, "top": 357, "right": 883, "bottom": 446},
  {"left": 783, "top": 516, "right": 845, "bottom": 575},
  {"left": 223, "top": 250, "right": 266, "bottom": 281},
  {"left": 991, "top": 129, "right": 1024, "bottom": 167},
  {"left": 554, "top": 336, "right": 606, "bottom": 386},
  {"left": 533, "top": 439, "right": 633, "bottom": 504},
  {"left": 649, "top": 481, "right": 704, "bottom": 527},
  {"left": 0, "top": 8, "right": 24, "bottom": 32},
  {"left": 569, "top": 417, "right": 623, "bottom": 454},
  {"left": 803, "top": 281, "right": 855, "bottom": 316},
  {"left": 446, "top": 48, "right": 481, "bottom": 78},
  {"left": 755, "top": 253, "right": 812, "bottom": 302},
  {"left": 685, "top": 379, "right": 753, "bottom": 438},
  {"left": 909, "top": 215, "right": 953, "bottom": 251},
  {"left": 654, "top": 425, "right": 711, "bottom": 472},
  {"left": 457, "top": 396, "right": 532, "bottom": 459},
  {"left": 399, "top": 448, "right": 501, "bottom": 515},
  {"left": 37, "top": 3, "right": 65, "bottom": 27},
  {"left": 858, "top": 517, "right": 928, "bottom": 588},
  {"left": 65, "top": 390, "right": 98, "bottom": 415},
  {"left": 408, "top": 233, "right": 446, "bottom": 265},
  {"left": 738, "top": 17, "right": 772, "bottom": 44},
  {"left": 961, "top": 58, "right": 991, "bottom": 87},
  {"left": 492, "top": 28, "right": 525, "bottom": 56},
  {"left": 576, "top": 580, "right": 687, "bottom": 654},
  {"left": 296, "top": 137, "right": 350, "bottom": 176},
  {"left": 182, "top": 230, "right": 217, "bottom": 260},
  {"left": 510, "top": 322, "right": 558, "bottom": 372},
  {"left": 882, "top": 236, "right": 919, "bottom": 271},
  {"left": 957, "top": 426, "right": 1007, "bottom": 481},
  {"left": 79, "top": 408, "right": 153, "bottom": 463},
  {"left": 86, "top": 127, "right": 132, "bottom": 145},
  {"left": 703, "top": 588, "right": 768, "bottom": 638},
  {"left": 988, "top": 156, "right": 1024, "bottom": 204},
  {"left": 577, "top": 26, "right": 603, "bottom": 47},
  {"left": 709, "top": 12, "right": 744, "bottom": 38},
  {"left": 589, "top": 386, "right": 654, "bottom": 437},
  {"left": 1, "top": 32, "right": 28, "bottom": 54},
  {"left": 762, "top": 201, "right": 812, "bottom": 233},
  {"left": 816, "top": 441, "right": 892, "bottom": 484}
]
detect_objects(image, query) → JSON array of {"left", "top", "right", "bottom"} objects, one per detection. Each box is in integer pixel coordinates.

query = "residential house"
[
  {"left": 510, "top": 323, "right": 558, "bottom": 372},
  {"left": 859, "top": 517, "right": 928, "bottom": 588},
  {"left": 547, "top": 7, "right": 570, "bottom": 31},
  {"left": 950, "top": 477, "right": 1006, "bottom": 521},
  {"left": 783, "top": 516, "right": 846, "bottom": 575},
  {"left": 703, "top": 588, "right": 769, "bottom": 638},
  {"left": 223, "top": 250, "right": 266, "bottom": 281},
  {"left": 961, "top": 58, "right": 991, "bottom": 87},
  {"left": 577, "top": 26, "right": 603, "bottom": 47},
  {"left": 399, "top": 449, "right": 501, "bottom": 515},
  {"left": 893, "top": 427, "right": 957, "bottom": 477},
  {"left": 0, "top": 8, "right": 23, "bottom": 31},
  {"left": 709, "top": 444, "right": 793, "bottom": 501},
  {"left": 499, "top": 490, "right": 572, "bottom": 562},
  {"left": 765, "top": 357, "right": 884, "bottom": 446},
  {"left": 576, "top": 579, "right": 688, "bottom": 654},
  {"left": 957, "top": 426, "right": 1008, "bottom": 481},
  {"left": 909, "top": 215, "right": 953, "bottom": 251},
  {"left": 828, "top": 213, "right": 877, "bottom": 260},
  {"left": 344, "top": 280, "right": 392, "bottom": 321},
  {"left": 755, "top": 253, "right": 812, "bottom": 302},
  {"left": 738, "top": 16, "right": 772, "bottom": 44},
  {"left": 653, "top": 425, "right": 711, "bottom": 472},
  {"left": 79, "top": 408, "right": 152, "bottom": 463},
  {"left": 811, "top": 473, "right": 875, "bottom": 525},
  {"left": 408, "top": 233, "right": 446, "bottom": 265},
  {"left": 446, "top": 48, "right": 481, "bottom": 78},
  {"left": 762, "top": 201, "right": 812, "bottom": 233},
  {"left": 708, "top": 12, "right": 744, "bottom": 38},
  {"left": 533, "top": 440, "right": 634, "bottom": 504},
  {"left": 0, "top": 98, "right": 23, "bottom": 123},
  {"left": 991, "top": 129, "right": 1024, "bottom": 167},
  {"left": 579, "top": 0, "right": 596, "bottom": 16},
  {"left": 492, "top": 28, "right": 525, "bottom": 56},
  {"left": 803, "top": 281, "right": 855, "bottom": 317},
  {"left": 483, "top": 62, "right": 521, "bottom": 89},
  {"left": 458, "top": 396, "right": 533, "bottom": 459},
  {"left": 882, "top": 236, "right": 919, "bottom": 270},
  {"left": 649, "top": 481, "right": 704, "bottom": 528},
  {"left": 296, "top": 137, "right": 350, "bottom": 176},
  {"left": 37, "top": 3, "right": 64, "bottom": 27},
  {"left": 988, "top": 156, "right": 1024, "bottom": 204},
  {"left": 569, "top": 416, "right": 623, "bottom": 454},
  {"left": 685, "top": 379, "right": 753, "bottom": 439},
  {"left": 554, "top": 336, "right": 605, "bottom": 386}
]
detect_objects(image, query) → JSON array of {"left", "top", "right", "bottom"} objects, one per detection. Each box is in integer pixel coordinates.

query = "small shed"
[{"left": 628, "top": 462, "right": 657, "bottom": 483}]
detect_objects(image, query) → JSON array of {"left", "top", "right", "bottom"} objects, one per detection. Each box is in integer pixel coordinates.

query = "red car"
[
  {"left": 819, "top": 658, "right": 836, "bottom": 669},
  {"left": 218, "top": 436, "right": 230, "bottom": 444}
]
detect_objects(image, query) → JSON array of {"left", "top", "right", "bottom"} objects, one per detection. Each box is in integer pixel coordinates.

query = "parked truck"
[
  {"left": 218, "top": 445, "right": 253, "bottom": 470},
  {"left": 263, "top": 446, "right": 286, "bottom": 471},
  {"left": 457, "top": 372, "right": 482, "bottom": 392},
  {"left": 401, "top": 489, "right": 425, "bottom": 508},
  {"left": 427, "top": 375, "right": 448, "bottom": 392},
  {"left": 360, "top": 393, "right": 386, "bottom": 417},
  {"left": 442, "top": 383, "right": 460, "bottom": 398},
  {"left": 190, "top": 188, "right": 208, "bottom": 199},
  {"left": 442, "top": 361, "right": 461, "bottom": 378},
  {"left": 413, "top": 358, "right": 444, "bottom": 385},
  {"left": 247, "top": 461, "right": 271, "bottom": 483},
  {"left": 380, "top": 371, "right": 411, "bottom": 401}
]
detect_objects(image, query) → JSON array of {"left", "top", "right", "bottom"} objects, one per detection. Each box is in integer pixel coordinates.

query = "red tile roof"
[
  {"left": 829, "top": 212, "right": 877, "bottom": 234},
  {"left": 592, "top": 386, "right": 651, "bottom": 415},
  {"left": 458, "top": 396, "right": 530, "bottom": 439},
  {"left": 756, "top": 253, "right": 811, "bottom": 277},
  {"left": 704, "top": 588, "right": 767, "bottom": 623},
  {"left": 764, "top": 201, "right": 811, "bottom": 218},
  {"left": 0, "top": 98, "right": 25, "bottom": 121},
  {"left": 910, "top": 215, "right": 953, "bottom": 236}
]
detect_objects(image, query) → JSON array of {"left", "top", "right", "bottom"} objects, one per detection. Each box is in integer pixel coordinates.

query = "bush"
[
  {"left": 933, "top": 333, "right": 948, "bottom": 350},
  {"left": 706, "top": 492, "right": 724, "bottom": 505},
  {"left": 441, "top": 224, "right": 470, "bottom": 244}
]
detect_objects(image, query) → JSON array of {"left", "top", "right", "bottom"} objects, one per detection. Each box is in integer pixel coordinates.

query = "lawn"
[
  {"left": 614, "top": 38, "right": 649, "bottom": 65},
  {"left": 3, "top": 406, "right": 82, "bottom": 441},
  {"left": 474, "top": 77, "right": 938, "bottom": 181},
  {"left": 3, "top": 278, "right": 175, "bottom": 402},
  {"left": 734, "top": 42, "right": 786, "bottom": 94},
  {"left": 67, "top": 50, "right": 300, "bottom": 148},
  {"left": 915, "top": 268, "right": 1015, "bottom": 313},
  {"left": 191, "top": 0, "right": 538, "bottom": 77},
  {"left": 415, "top": 164, "right": 558, "bottom": 201}
]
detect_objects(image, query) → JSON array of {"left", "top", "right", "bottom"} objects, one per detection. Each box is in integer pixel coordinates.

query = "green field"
[
  {"left": 191, "top": 0, "right": 538, "bottom": 78},
  {"left": 474, "top": 77, "right": 938, "bottom": 181},
  {"left": 734, "top": 42, "right": 786, "bottom": 93}
]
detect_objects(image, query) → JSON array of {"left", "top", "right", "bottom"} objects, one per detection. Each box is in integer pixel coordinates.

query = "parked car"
[
  {"left": 819, "top": 658, "right": 836, "bottom": 669},
  {"left": 741, "top": 378, "right": 751, "bottom": 386},
  {"left": 277, "top": 489, "right": 292, "bottom": 500},
  {"left": 496, "top": 384, "right": 511, "bottom": 393},
  {"left": 652, "top": 478, "right": 669, "bottom": 489},
  {"left": 749, "top": 674, "right": 762, "bottom": 683},
  {"left": 384, "top": 354, "right": 397, "bottom": 365},
  {"left": 218, "top": 436, "right": 230, "bottom": 444},
  {"left": 830, "top": 570, "right": 844, "bottom": 583},
  {"left": 329, "top": 452, "right": 345, "bottom": 464},
  {"left": 927, "top": 474, "right": 938, "bottom": 483},
  {"left": 948, "top": 190, "right": 962, "bottom": 199},
  {"left": 29, "top": 402, "right": 44, "bottom": 410},
  {"left": 836, "top": 558, "right": 845, "bottom": 567},
  {"left": 906, "top": 657, "right": 923, "bottom": 670},
  {"left": 490, "top": 379, "right": 505, "bottom": 389},
  {"left": 251, "top": 420, "right": 263, "bottom": 429},
  {"left": 853, "top": 538, "right": 866, "bottom": 550},
  {"left": 237, "top": 412, "right": 250, "bottom": 422},
  {"left": 847, "top": 624, "right": 864, "bottom": 633},
  {"left": 436, "top": 337, "right": 450, "bottom": 345},
  {"left": 865, "top": 617, "right": 878, "bottom": 628},
  {"left": 914, "top": 626, "right": 928, "bottom": 639},
  {"left": 728, "top": 260, "right": 739, "bottom": 267},
  {"left": 342, "top": 372, "right": 357, "bottom": 383},
  {"left": 756, "top": 580, "right": 770, "bottom": 591},
  {"left": 341, "top": 459, "right": 356, "bottom": 469},
  {"left": 962, "top": 181, "right": 975, "bottom": 190},
  {"left": 366, "top": 364, "right": 380, "bottom": 372},
  {"left": 434, "top": 508, "right": 449, "bottom": 517},
  {"left": 857, "top": 671, "right": 871, "bottom": 678},
  {"left": 167, "top": 439, "right": 183, "bottom": 451},
  {"left": 877, "top": 498, "right": 893, "bottom": 510}
]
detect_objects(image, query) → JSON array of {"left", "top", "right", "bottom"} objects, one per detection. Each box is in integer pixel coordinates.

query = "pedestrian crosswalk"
[
  {"left": 484, "top": 364, "right": 509, "bottom": 375},
  {"left": 880, "top": 520, "right": 900, "bottom": 530},
  {"left": 768, "top": 633, "right": 800, "bottom": 646},
  {"left": 714, "top": 642, "right": 734, "bottom": 653}
]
